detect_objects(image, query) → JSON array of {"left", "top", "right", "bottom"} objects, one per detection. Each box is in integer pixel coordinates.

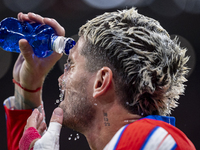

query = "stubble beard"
[{"left": 59, "top": 77, "right": 96, "bottom": 133}]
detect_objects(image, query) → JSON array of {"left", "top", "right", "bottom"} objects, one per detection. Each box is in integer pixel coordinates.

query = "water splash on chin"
[
  {"left": 59, "top": 89, "right": 65, "bottom": 102},
  {"left": 55, "top": 88, "right": 65, "bottom": 104},
  {"left": 55, "top": 71, "right": 69, "bottom": 105}
]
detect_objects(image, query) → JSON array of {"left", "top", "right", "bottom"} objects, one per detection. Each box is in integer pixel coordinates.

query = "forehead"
[
  {"left": 70, "top": 37, "right": 84, "bottom": 53},
  {"left": 68, "top": 36, "right": 86, "bottom": 62}
]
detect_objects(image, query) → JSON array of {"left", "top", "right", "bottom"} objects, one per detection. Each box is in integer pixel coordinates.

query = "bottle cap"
[
  {"left": 63, "top": 38, "right": 76, "bottom": 55},
  {"left": 52, "top": 36, "right": 76, "bottom": 55}
]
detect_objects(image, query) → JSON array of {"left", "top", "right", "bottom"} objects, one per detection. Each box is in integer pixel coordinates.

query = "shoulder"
[
  {"left": 104, "top": 118, "right": 196, "bottom": 150},
  {"left": 116, "top": 119, "right": 177, "bottom": 149}
]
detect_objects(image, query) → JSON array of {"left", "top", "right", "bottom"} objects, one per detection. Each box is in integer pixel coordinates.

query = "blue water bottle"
[{"left": 0, "top": 17, "right": 76, "bottom": 57}]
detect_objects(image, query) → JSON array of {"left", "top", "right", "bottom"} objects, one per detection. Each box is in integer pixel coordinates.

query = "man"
[{"left": 4, "top": 8, "right": 195, "bottom": 150}]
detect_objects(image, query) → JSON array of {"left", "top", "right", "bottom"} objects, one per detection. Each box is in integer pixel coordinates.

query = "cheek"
[
  {"left": 63, "top": 72, "right": 86, "bottom": 99},
  {"left": 66, "top": 68, "right": 86, "bottom": 87},
  {"left": 62, "top": 70, "right": 76, "bottom": 90},
  {"left": 65, "top": 73, "right": 79, "bottom": 90}
]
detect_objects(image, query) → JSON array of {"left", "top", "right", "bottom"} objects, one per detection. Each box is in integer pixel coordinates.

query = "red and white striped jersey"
[{"left": 104, "top": 115, "right": 195, "bottom": 150}]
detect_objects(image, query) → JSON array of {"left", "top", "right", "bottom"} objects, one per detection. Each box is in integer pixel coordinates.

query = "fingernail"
[
  {"left": 53, "top": 107, "right": 63, "bottom": 116},
  {"left": 34, "top": 108, "right": 39, "bottom": 112},
  {"left": 32, "top": 13, "right": 36, "bottom": 16},
  {"left": 19, "top": 39, "right": 28, "bottom": 49}
]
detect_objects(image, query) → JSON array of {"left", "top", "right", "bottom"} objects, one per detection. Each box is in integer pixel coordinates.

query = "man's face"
[{"left": 58, "top": 37, "right": 96, "bottom": 132}]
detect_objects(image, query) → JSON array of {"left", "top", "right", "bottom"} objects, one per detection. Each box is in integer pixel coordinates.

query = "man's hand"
[
  {"left": 19, "top": 107, "right": 63, "bottom": 150},
  {"left": 24, "top": 106, "right": 47, "bottom": 135},
  {"left": 13, "top": 13, "right": 65, "bottom": 109}
]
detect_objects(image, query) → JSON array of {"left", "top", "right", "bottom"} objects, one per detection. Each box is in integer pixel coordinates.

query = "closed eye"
[
  {"left": 64, "top": 63, "right": 71, "bottom": 72},
  {"left": 64, "top": 58, "right": 74, "bottom": 72}
]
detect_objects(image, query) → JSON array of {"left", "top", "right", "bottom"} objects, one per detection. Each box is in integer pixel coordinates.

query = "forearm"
[{"left": 14, "top": 83, "right": 43, "bottom": 109}]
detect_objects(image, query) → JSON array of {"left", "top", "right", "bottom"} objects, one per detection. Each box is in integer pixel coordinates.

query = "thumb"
[
  {"left": 50, "top": 107, "right": 63, "bottom": 124},
  {"left": 19, "top": 39, "right": 34, "bottom": 62},
  {"left": 33, "top": 108, "right": 63, "bottom": 150}
]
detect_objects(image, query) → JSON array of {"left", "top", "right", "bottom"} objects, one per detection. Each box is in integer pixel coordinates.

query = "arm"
[
  {"left": 5, "top": 13, "right": 65, "bottom": 150},
  {"left": 13, "top": 13, "right": 65, "bottom": 109},
  {"left": 19, "top": 107, "right": 63, "bottom": 150}
]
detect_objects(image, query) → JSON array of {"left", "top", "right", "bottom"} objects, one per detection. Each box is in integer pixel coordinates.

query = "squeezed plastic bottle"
[{"left": 0, "top": 17, "right": 76, "bottom": 57}]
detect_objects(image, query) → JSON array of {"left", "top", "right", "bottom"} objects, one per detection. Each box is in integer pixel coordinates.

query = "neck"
[{"left": 83, "top": 101, "right": 141, "bottom": 150}]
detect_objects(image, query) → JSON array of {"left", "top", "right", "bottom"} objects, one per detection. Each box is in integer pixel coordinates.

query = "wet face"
[{"left": 58, "top": 37, "right": 96, "bottom": 132}]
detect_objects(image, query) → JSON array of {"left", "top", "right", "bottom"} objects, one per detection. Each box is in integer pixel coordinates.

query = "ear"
[{"left": 93, "top": 67, "right": 113, "bottom": 98}]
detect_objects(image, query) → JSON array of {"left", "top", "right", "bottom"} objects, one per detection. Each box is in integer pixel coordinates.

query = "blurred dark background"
[{"left": 0, "top": 0, "right": 199, "bottom": 149}]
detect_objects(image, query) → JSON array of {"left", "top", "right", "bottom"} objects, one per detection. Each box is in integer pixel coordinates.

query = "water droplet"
[
  {"left": 76, "top": 133, "right": 80, "bottom": 139},
  {"left": 55, "top": 86, "right": 65, "bottom": 104},
  {"left": 55, "top": 99, "right": 60, "bottom": 104},
  {"left": 68, "top": 133, "right": 80, "bottom": 141}
]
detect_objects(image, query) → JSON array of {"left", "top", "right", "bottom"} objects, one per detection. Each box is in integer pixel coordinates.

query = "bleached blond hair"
[{"left": 79, "top": 8, "right": 189, "bottom": 116}]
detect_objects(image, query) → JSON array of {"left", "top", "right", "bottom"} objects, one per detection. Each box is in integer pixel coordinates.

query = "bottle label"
[
  {"left": 51, "top": 35, "right": 58, "bottom": 46},
  {"left": 51, "top": 36, "right": 75, "bottom": 55},
  {"left": 51, "top": 36, "right": 63, "bottom": 54}
]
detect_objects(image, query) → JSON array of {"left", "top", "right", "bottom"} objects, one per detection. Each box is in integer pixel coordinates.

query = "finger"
[
  {"left": 26, "top": 109, "right": 40, "bottom": 129},
  {"left": 44, "top": 51, "right": 63, "bottom": 67},
  {"left": 36, "top": 112, "right": 43, "bottom": 129},
  {"left": 37, "top": 122, "right": 47, "bottom": 135},
  {"left": 19, "top": 39, "right": 34, "bottom": 64},
  {"left": 15, "top": 53, "right": 25, "bottom": 64},
  {"left": 18, "top": 13, "right": 30, "bottom": 22},
  {"left": 50, "top": 107, "right": 63, "bottom": 125},
  {"left": 17, "top": 12, "right": 23, "bottom": 21},
  {"left": 43, "top": 18, "right": 65, "bottom": 36},
  {"left": 27, "top": 12, "right": 44, "bottom": 24},
  {"left": 39, "top": 104, "right": 46, "bottom": 120}
]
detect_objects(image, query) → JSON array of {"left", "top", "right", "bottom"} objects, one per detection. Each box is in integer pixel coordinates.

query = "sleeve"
[{"left": 4, "top": 96, "right": 33, "bottom": 150}]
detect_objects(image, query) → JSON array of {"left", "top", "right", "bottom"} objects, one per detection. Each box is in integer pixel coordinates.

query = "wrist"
[
  {"left": 15, "top": 75, "right": 45, "bottom": 91},
  {"left": 19, "top": 127, "right": 41, "bottom": 150},
  {"left": 14, "top": 79, "right": 43, "bottom": 109},
  {"left": 29, "top": 138, "right": 39, "bottom": 150},
  {"left": 13, "top": 79, "right": 42, "bottom": 92}
]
